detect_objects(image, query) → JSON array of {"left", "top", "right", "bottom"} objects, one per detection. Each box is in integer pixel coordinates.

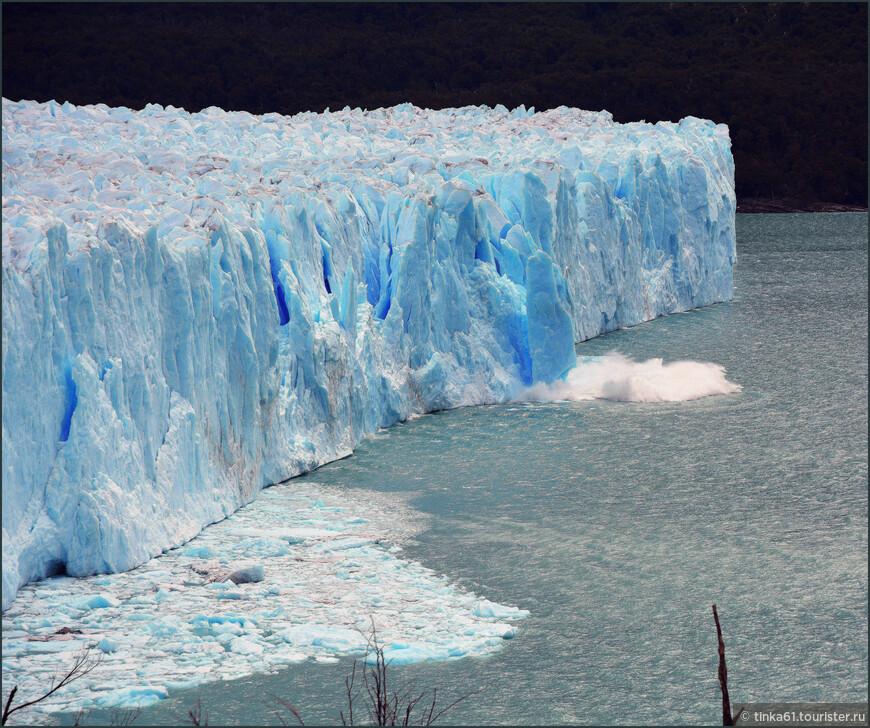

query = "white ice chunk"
[
  {"left": 281, "top": 624, "right": 368, "bottom": 652},
  {"left": 227, "top": 637, "right": 264, "bottom": 655},
  {"left": 97, "top": 637, "right": 119, "bottom": 653},
  {"left": 472, "top": 599, "right": 531, "bottom": 619},
  {"left": 96, "top": 685, "right": 169, "bottom": 709},
  {"left": 378, "top": 642, "right": 450, "bottom": 665}
]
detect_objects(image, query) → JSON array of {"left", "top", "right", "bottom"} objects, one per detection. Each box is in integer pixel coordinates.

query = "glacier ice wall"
[{"left": 1, "top": 100, "right": 735, "bottom": 609}]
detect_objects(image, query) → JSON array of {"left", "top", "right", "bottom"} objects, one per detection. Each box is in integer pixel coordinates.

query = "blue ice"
[{"left": 2, "top": 100, "right": 735, "bottom": 610}]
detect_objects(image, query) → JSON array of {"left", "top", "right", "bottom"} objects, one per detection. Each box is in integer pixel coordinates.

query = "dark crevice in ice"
[
  {"left": 322, "top": 257, "right": 332, "bottom": 295},
  {"left": 264, "top": 236, "right": 290, "bottom": 326},
  {"left": 374, "top": 239, "right": 392, "bottom": 320},
  {"left": 45, "top": 560, "right": 67, "bottom": 578},
  {"left": 274, "top": 281, "right": 290, "bottom": 326},
  {"left": 60, "top": 363, "right": 78, "bottom": 442}
]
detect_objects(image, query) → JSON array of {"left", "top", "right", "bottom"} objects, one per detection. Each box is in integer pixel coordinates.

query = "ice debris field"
[{"left": 2, "top": 483, "right": 528, "bottom": 715}]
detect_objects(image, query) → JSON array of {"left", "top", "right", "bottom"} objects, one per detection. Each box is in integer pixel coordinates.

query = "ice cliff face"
[{"left": 1, "top": 100, "right": 735, "bottom": 609}]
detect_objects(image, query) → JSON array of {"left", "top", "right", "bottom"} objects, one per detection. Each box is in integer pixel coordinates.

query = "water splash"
[{"left": 521, "top": 352, "right": 742, "bottom": 403}]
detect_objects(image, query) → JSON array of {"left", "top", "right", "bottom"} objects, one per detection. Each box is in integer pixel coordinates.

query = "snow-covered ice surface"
[
  {"left": 2, "top": 100, "right": 736, "bottom": 609},
  {"left": 1, "top": 483, "right": 527, "bottom": 718}
]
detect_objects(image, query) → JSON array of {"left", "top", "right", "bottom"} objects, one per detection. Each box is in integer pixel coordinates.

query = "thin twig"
[
  {"left": 424, "top": 687, "right": 484, "bottom": 726},
  {"left": 2, "top": 648, "right": 101, "bottom": 725},
  {"left": 110, "top": 706, "right": 142, "bottom": 726},
  {"left": 173, "top": 696, "right": 207, "bottom": 726},
  {"left": 341, "top": 660, "right": 358, "bottom": 726},
  {"left": 268, "top": 693, "right": 305, "bottom": 726},
  {"left": 270, "top": 704, "right": 288, "bottom": 727}
]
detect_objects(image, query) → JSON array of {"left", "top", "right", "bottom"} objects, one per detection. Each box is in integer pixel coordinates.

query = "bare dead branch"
[
  {"left": 269, "top": 704, "right": 288, "bottom": 727},
  {"left": 173, "top": 696, "right": 207, "bottom": 726},
  {"left": 2, "top": 648, "right": 102, "bottom": 725},
  {"left": 345, "top": 619, "right": 481, "bottom": 726},
  {"left": 713, "top": 604, "right": 734, "bottom": 727},
  {"left": 267, "top": 619, "right": 481, "bottom": 726},
  {"left": 341, "top": 660, "right": 359, "bottom": 726},
  {"left": 2, "top": 688, "right": 18, "bottom": 726}
]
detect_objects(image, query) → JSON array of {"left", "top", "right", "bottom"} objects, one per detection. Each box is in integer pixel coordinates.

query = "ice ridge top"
[{"left": 2, "top": 100, "right": 736, "bottom": 608}]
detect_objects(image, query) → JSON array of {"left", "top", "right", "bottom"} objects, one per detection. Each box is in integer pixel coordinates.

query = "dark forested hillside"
[{"left": 2, "top": 2, "right": 867, "bottom": 209}]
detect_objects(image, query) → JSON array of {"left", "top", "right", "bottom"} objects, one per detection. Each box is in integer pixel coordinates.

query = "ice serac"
[{"left": 1, "top": 100, "right": 736, "bottom": 608}]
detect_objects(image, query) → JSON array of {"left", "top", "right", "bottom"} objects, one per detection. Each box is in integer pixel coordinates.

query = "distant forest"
[{"left": 2, "top": 2, "right": 867, "bottom": 208}]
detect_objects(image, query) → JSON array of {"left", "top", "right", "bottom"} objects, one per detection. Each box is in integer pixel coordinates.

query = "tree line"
[{"left": 2, "top": 2, "right": 866, "bottom": 207}]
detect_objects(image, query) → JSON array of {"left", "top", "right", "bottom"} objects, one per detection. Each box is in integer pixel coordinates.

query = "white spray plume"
[{"left": 520, "top": 352, "right": 741, "bottom": 403}]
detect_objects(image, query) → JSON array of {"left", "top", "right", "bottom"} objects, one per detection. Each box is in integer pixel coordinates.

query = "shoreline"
[{"left": 736, "top": 199, "right": 867, "bottom": 214}]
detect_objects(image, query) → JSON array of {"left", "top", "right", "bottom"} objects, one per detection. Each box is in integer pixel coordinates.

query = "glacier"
[{"left": 1, "top": 99, "right": 736, "bottom": 611}]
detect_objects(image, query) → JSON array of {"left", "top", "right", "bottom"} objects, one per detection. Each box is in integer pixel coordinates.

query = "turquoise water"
[{"left": 63, "top": 213, "right": 867, "bottom": 725}]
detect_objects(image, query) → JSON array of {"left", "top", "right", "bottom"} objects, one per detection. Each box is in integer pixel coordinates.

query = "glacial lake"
[{"left": 50, "top": 212, "right": 868, "bottom": 725}]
